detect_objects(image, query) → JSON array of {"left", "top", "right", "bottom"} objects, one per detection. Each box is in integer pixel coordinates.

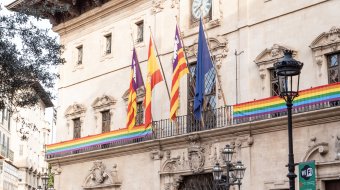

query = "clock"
[{"left": 191, "top": 0, "right": 212, "bottom": 20}]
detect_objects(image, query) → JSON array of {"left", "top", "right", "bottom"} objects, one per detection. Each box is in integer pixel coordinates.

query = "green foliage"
[
  {"left": 48, "top": 164, "right": 54, "bottom": 188},
  {"left": 0, "top": 6, "right": 64, "bottom": 110}
]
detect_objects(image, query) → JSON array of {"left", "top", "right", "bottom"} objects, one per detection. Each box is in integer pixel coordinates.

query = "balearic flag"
[
  {"left": 144, "top": 37, "right": 163, "bottom": 128},
  {"left": 126, "top": 49, "right": 144, "bottom": 130},
  {"left": 193, "top": 19, "right": 214, "bottom": 120},
  {"left": 170, "top": 26, "right": 189, "bottom": 120}
]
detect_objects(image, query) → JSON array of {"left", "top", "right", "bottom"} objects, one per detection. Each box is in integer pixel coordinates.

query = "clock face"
[{"left": 192, "top": 0, "right": 212, "bottom": 19}]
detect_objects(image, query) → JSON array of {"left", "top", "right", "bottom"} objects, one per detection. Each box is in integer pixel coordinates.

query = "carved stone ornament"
[
  {"left": 150, "top": 149, "right": 164, "bottom": 160},
  {"left": 254, "top": 44, "right": 297, "bottom": 79},
  {"left": 302, "top": 142, "right": 329, "bottom": 162},
  {"left": 185, "top": 36, "right": 228, "bottom": 66},
  {"left": 152, "top": 0, "right": 165, "bottom": 14},
  {"left": 83, "top": 161, "right": 121, "bottom": 189},
  {"left": 65, "top": 103, "right": 86, "bottom": 118},
  {"left": 92, "top": 95, "right": 116, "bottom": 111},
  {"left": 122, "top": 87, "right": 145, "bottom": 102},
  {"left": 336, "top": 135, "right": 340, "bottom": 160},
  {"left": 310, "top": 26, "right": 340, "bottom": 66},
  {"left": 186, "top": 134, "right": 205, "bottom": 173}
]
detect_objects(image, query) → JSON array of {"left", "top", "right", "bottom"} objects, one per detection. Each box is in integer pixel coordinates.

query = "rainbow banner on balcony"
[
  {"left": 46, "top": 125, "right": 152, "bottom": 157},
  {"left": 233, "top": 82, "right": 340, "bottom": 120}
]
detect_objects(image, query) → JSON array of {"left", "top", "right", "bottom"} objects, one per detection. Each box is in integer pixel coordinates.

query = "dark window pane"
[
  {"left": 136, "top": 102, "right": 144, "bottom": 126},
  {"left": 269, "top": 68, "right": 280, "bottom": 96},
  {"left": 77, "top": 45, "right": 83, "bottom": 65},
  {"left": 330, "top": 54, "right": 338, "bottom": 67},
  {"left": 136, "top": 21, "right": 144, "bottom": 43},
  {"left": 101, "top": 110, "right": 111, "bottom": 133},
  {"left": 73, "top": 118, "right": 81, "bottom": 139},
  {"left": 105, "top": 34, "right": 112, "bottom": 54},
  {"left": 328, "top": 53, "right": 340, "bottom": 84}
]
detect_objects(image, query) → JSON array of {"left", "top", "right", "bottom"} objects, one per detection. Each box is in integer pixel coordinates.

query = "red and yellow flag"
[
  {"left": 170, "top": 26, "right": 189, "bottom": 120},
  {"left": 126, "top": 49, "right": 144, "bottom": 130},
  {"left": 126, "top": 69, "right": 137, "bottom": 130},
  {"left": 144, "top": 36, "right": 163, "bottom": 128}
]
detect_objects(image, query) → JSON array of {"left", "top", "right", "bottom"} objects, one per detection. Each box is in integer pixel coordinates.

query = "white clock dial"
[{"left": 192, "top": 0, "right": 212, "bottom": 19}]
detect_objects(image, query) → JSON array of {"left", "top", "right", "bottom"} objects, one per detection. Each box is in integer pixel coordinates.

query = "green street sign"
[{"left": 299, "top": 160, "right": 316, "bottom": 190}]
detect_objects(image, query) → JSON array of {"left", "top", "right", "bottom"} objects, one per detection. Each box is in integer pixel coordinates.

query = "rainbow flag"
[
  {"left": 46, "top": 125, "right": 152, "bottom": 156},
  {"left": 233, "top": 82, "right": 340, "bottom": 120}
]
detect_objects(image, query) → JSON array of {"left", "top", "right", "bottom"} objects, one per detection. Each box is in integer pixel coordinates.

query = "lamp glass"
[
  {"left": 274, "top": 50, "right": 303, "bottom": 100},
  {"left": 234, "top": 161, "right": 246, "bottom": 180},
  {"left": 212, "top": 163, "right": 223, "bottom": 181},
  {"left": 222, "top": 145, "right": 234, "bottom": 162}
]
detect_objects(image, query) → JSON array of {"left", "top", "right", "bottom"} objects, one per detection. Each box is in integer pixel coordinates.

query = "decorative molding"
[
  {"left": 122, "top": 87, "right": 145, "bottom": 102},
  {"left": 150, "top": 149, "right": 164, "bottom": 160},
  {"left": 82, "top": 160, "right": 121, "bottom": 189},
  {"left": 186, "top": 134, "right": 205, "bottom": 173},
  {"left": 171, "top": 0, "right": 179, "bottom": 8},
  {"left": 152, "top": 0, "right": 165, "bottom": 14},
  {"left": 254, "top": 44, "right": 297, "bottom": 79},
  {"left": 302, "top": 142, "right": 329, "bottom": 162},
  {"left": 65, "top": 103, "right": 86, "bottom": 118},
  {"left": 310, "top": 26, "right": 340, "bottom": 67},
  {"left": 92, "top": 95, "right": 116, "bottom": 111}
]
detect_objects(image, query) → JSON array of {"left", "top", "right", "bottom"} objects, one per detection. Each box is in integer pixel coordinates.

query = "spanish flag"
[{"left": 144, "top": 36, "right": 163, "bottom": 128}]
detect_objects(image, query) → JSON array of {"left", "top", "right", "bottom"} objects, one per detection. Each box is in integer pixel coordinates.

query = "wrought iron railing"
[
  {"left": 46, "top": 83, "right": 340, "bottom": 159},
  {"left": 153, "top": 106, "right": 232, "bottom": 139}
]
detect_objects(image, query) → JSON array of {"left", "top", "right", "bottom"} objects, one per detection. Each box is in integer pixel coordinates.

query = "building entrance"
[{"left": 325, "top": 180, "right": 340, "bottom": 190}]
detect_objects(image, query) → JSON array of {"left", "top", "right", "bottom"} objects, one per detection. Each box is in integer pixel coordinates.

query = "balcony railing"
[
  {"left": 0, "top": 145, "right": 13, "bottom": 162},
  {"left": 46, "top": 82, "right": 340, "bottom": 159}
]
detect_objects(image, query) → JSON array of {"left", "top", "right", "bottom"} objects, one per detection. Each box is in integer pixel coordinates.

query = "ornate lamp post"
[
  {"left": 40, "top": 172, "right": 49, "bottom": 190},
  {"left": 274, "top": 50, "right": 303, "bottom": 190},
  {"left": 212, "top": 144, "right": 246, "bottom": 190}
]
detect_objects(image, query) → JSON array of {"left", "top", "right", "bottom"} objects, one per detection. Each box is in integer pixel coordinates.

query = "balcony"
[
  {"left": 46, "top": 82, "right": 340, "bottom": 159},
  {"left": 0, "top": 145, "right": 14, "bottom": 162}
]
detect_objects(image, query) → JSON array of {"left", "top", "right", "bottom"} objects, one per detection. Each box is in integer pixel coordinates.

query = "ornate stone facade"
[{"left": 8, "top": 0, "right": 340, "bottom": 189}]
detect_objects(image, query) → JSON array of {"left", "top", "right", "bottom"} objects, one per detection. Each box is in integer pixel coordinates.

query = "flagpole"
[
  {"left": 129, "top": 31, "right": 146, "bottom": 87},
  {"left": 148, "top": 26, "right": 171, "bottom": 100},
  {"left": 200, "top": 19, "right": 228, "bottom": 107},
  {"left": 175, "top": 17, "right": 206, "bottom": 129}
]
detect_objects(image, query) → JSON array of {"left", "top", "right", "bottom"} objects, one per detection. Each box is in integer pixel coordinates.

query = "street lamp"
[
  {"left": 41, "top": 172, "right": 49, "bottom": 190},
  {"left": 274, "top": 50, "right": 303, "bottom": 190},
  {"left": 212, "top": 144, "right": 246, "bottom": 190}
]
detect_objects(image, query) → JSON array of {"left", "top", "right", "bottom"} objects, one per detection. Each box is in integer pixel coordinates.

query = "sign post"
[{"left": 299, "top": 160, "right": 316, "bottom": 190}]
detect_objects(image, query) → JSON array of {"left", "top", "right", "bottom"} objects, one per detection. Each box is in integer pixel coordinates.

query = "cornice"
[
  {"left": 48, "top": 106, "right": 340, "bottom": 166},
  {"left": 53, "top": 0, "right": 150, "bottom": 35}
]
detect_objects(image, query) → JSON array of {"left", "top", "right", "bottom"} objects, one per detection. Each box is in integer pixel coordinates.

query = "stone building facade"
[{"left": 9, "top": 0, "right": 340, "bottom": 189}]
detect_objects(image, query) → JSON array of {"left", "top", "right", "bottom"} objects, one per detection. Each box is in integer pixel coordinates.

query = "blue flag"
[{"left": 193, "top": 19, "right": 213, "bottom": 120}]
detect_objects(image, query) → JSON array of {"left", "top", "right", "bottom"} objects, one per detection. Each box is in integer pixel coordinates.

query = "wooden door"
[{"left": 325, "top": 180, "right": 340, "bottom": 190}]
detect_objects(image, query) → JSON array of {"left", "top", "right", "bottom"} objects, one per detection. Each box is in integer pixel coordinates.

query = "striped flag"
[
  {"left": 144, "top": 36, "right": 163, "bottom": 128},
  {"left": 126, "top": 49, "right": 144, "bottom": 130},
  {"left": 170, "top": 26, "right": 189, "bottom": 120}
]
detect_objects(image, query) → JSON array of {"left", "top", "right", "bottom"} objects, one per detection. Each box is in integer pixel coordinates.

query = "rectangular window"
[
  {"left": 101, "top": 110, "right": 111, "bottom": 133},
  {"left": 136, "top": 102, "right": 144, "bottom": 126},
  {"left": 105, "top": 34, "right": 112, "bottom": 54},
  {"left": 269, "top": 68, "right": 280, "bottom": 96},
  {"left": 77, "top": 45, "right": 83, "bottom": 65},
  {"left": 73, "top": 118, "right": 81, "bottom": 139},
  {"left": 136, "top": 21, "right": 144, "bottom": 43},
  {"left": 328, "top": 53, "right": 340, "bottom": 84},
  {"left": 187, "top": 62, "right": 216, "bottom": 130}
]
